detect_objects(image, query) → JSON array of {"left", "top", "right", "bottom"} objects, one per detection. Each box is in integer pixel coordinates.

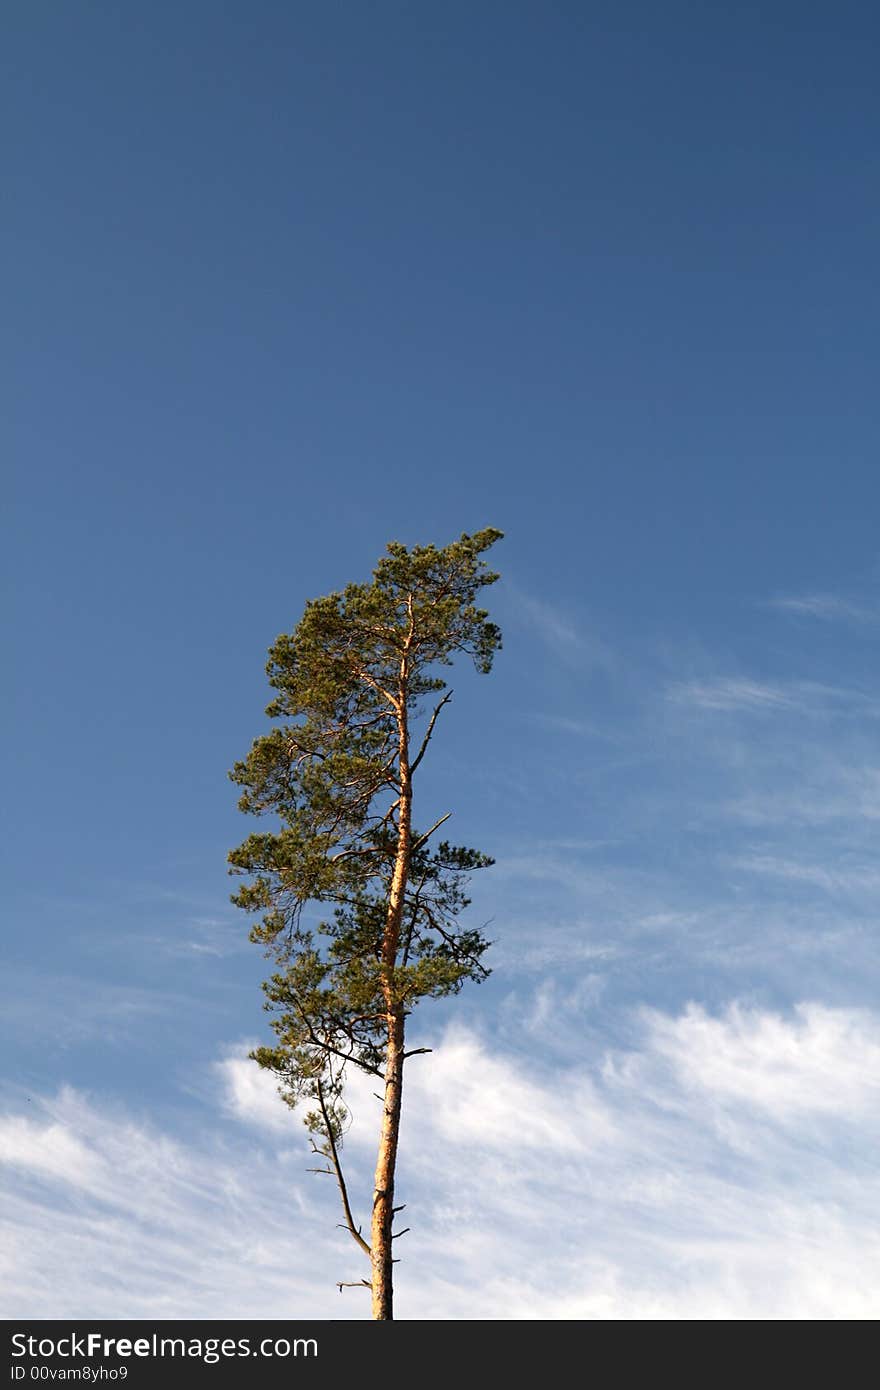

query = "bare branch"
[
  {"left": 294, "top": 1003, "right": 385, "bottom": 1078},
  {"left": 403, "top": 1046, "right": 433, "bottom": 1060},
  {"left": 356, "top": 668, "right": 400, "bottom": 712},
  {"left": 410, "top": 691, "right": 453, "bottom": 774},
  {"left": 410, "top": 812, "right": 451, "bottom": 855},
  {"left": 315, "top": 1079, "right": 371, "bottom": 1259}
]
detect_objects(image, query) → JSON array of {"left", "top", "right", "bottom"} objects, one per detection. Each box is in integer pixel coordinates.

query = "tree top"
[{"left": 263, "top": 527, "right": 504, "bottom": 721}]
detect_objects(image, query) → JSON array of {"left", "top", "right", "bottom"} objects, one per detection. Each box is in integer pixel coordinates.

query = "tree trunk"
[
  {"left": 370, "top": 1005, "right": 405, "bottom": 1319},
  {"left": 370, "top": 679, "right": 411, "bottom": 1319}
]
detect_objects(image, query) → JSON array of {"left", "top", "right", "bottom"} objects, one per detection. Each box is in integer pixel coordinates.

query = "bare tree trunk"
[
  {"left": 371, "top": 673, "right": 411, "bottom": 1320},
  {"left": 370, "top": 1005, "right": 405, "bottom": 1319}
]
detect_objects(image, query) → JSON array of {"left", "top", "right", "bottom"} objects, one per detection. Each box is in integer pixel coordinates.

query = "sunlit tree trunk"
[{"left": 370, "top": 677, "right": 411, "bottom": 1319}]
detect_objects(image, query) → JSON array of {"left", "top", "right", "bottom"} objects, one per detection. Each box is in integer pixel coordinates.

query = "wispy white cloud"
[
  {"left": 0, "top": 1106, "right": 99, "bottom": 1188},
  {"left": 168, "top": 916, "right": 248, "bottom": 958},
  {"left": 725, "top": 762, "right": 880, "bottom": 827},
  {"left": 667, "top": 677, "right": 880, "bottom": 717},
  {"left": 731, "top": 853, "right": 880, "bottom": 896},
  {"left": 667, "top": 678, "right": 794, "bottom": 711},
  {"left": 505, "top": 581, "right": 614, "bottom": 671},
  {"left": 216, "top": 1046, "right": 294, "bottom": 1136},
  {"left": 529, "top": 712, "right": 621, "bottom": 741},
  {"left": 0, "top": 1085, "right": 337, "bottom": 1320},
  {"left": 768, "top": 593, "right": 876, "bottom": 624},
  {"left": 6, "top": 1004, "right": 880, "bottom": 1319},
  {"left": 626, "top": 1002, "right": 880, "bottom": 1122},
  {"left": 0, "top": 969, "right": 186, "bottom": 1049},
  {"left": 406, "top": 1027, "right": 614, "bottom": 1154}
]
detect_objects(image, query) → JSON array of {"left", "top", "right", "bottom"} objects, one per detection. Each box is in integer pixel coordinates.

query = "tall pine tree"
[{"left": 228, "top": 528, "right": 502, "bottom": 1319}]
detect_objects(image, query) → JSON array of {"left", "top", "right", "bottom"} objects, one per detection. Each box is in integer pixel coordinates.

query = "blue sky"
[{"left": 4, "top": 3, "right": 880, "bottom": 1318}]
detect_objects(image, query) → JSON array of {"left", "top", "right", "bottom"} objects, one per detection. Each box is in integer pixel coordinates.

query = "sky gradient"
[{"left": 4, "top": 2, "right": 880, "bottom": 1319}]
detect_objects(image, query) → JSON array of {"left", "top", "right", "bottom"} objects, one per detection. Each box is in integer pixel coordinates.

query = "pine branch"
[
  {"left": 295, "top": 1003, "right": 385, "bottom": 1079},
  {"left": 315, "top": 1079, "right": 371, "bottom": 1259},
  {"left": 410, "top": 812, "right": 451, "bottom": 855},
  {"left": 410, "top": 692, "right": 453, "bottom": 774}
]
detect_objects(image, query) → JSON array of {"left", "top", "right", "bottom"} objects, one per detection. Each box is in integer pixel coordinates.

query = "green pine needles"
[{"left": 228, "top": 527, "right": 503, "bottom": 1318}]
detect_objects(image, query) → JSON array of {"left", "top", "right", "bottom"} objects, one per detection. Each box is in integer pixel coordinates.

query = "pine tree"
[{"left": 228, "top": 528, "right": 502, "bottom": 1319}]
